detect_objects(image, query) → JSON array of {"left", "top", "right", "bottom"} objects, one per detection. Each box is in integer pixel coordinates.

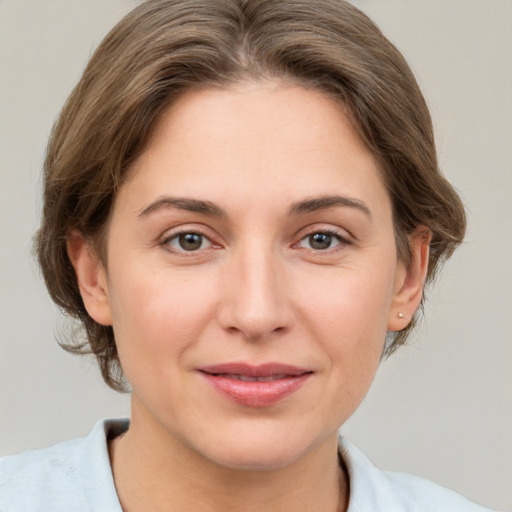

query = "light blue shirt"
[{"left": 0, "top": 419, "right": 498, "bottom": 511}]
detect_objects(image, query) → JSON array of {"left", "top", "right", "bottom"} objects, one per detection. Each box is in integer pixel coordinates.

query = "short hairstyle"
[{"left": 35, "top": 0, "right": 466, "bottom": 391}]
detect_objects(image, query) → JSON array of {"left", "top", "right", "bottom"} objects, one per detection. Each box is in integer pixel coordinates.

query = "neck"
[{"left": 109, "top": 407, "right": 348, "bottom": 512}]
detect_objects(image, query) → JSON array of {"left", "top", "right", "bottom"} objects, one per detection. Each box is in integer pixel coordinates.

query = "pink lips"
[{"left": 198, "top": 363, "right": 313, "bottom": 407}]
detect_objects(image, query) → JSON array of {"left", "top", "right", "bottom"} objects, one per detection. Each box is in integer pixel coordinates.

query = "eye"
[
  {"left": 165, "top": 231, "right": 213, "bottom": 252},
  {"left": 298, "top": 231, "right": 346, "bottom": 251}
]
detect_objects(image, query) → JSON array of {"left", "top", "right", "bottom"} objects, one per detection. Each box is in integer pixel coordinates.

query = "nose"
[{"left": 217, "top": 243, "right": 295, "bottom": 341}]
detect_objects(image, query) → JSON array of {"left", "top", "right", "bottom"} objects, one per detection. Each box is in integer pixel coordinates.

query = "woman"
[{"left": 0, "top": 0, "right": 501, "bottom": 510}]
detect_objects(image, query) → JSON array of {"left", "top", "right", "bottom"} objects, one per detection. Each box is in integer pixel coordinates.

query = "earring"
[{"left": 397, "top": 312, "right": 405, "bottom": 319}]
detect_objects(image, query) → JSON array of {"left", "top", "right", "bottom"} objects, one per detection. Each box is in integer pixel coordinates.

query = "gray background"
[{"left": 0, "top": 1, "right": 510, "bottom": 510}]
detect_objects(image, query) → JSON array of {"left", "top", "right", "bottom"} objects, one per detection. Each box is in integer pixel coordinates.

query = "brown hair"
[{"left": 35, "top": 0, "right": 466, "bottom": 391}]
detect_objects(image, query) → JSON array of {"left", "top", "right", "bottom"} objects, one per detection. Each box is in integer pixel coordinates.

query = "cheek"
[
  {"left": 293, "top": 264, "right": 394, "bottom": 381},
  {"left": 296, "top": 264, "right": 394, "bottom": 338},
  {"left": 107, "top": 265, "right": 220, "bottom": 377}
]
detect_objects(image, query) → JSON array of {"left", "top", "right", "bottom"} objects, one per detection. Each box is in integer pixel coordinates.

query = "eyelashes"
[
  {"left": 161, "top": 226, "right": 352, "bottom": 256},
  {"left": 164, "top": 231, "right": 213, "bottom": 252},
  {"left": 295, "top": 229, "right": 350, "bottom": 252}
]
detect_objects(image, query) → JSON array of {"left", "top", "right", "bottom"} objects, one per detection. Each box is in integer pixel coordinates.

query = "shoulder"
[
  {"left": 0, "top": 418, "right": 128, "bottom": 512},
  {"left": 379, "top": 470, "right": 495, "bottom": 512},
  {"left": 339, "top": 437, "right": 499, "bottom": 512},
  {"left": 0, "top": 436, "right": 88, "bottom": 511}
]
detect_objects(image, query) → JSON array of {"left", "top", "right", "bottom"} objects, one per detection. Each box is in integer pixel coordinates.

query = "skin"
[{"left": 68, "top": 81, "right": 430, "bottom": 512}]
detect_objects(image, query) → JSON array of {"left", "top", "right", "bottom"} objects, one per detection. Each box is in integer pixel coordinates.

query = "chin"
[
  {"left": 192, "top": 423, "right": 333, "bottom": 472},
  {"left": 206, "top": 444, "right": 305, "bottom": 472}
]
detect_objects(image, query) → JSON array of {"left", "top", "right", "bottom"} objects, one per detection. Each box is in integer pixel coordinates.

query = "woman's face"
[{"left": 80, "top": 81, "right": 424, "bottom": 470}]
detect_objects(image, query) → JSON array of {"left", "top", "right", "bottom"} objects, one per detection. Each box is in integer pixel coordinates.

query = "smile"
[
  {"left": 214, "top": 373, "right": 289, "bottom": 382},
  {"left": 198, "top": 363, "right": 313, "bottom": 408}
]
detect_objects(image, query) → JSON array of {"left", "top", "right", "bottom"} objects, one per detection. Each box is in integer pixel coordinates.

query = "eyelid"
[
  {"left": 293, "top": 225, "right": 353, "bottom": 252},
  {"left": 160, "top": 224, "right": 222, "bottom": 254},
  {"left": 158, "top": 223, "right": 353, "bottom": 254},
  {"left": 298, "top": 224, "right": 352, "bottom": 241}
]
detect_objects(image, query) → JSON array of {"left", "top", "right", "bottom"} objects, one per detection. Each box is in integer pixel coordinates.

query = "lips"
[
  {"left": 198, "top": 363, "right": 313, "bottom": 407},
  {"left": 215, "top": 373, "right": 289, "bottom": 382}
]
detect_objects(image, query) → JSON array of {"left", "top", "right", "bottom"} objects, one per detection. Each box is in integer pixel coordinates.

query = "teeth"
[
  {"left": 220, "top": 373, "right": 288, "bottom": 382},
  {"left": 258, "top": 374, "right": 287, "bottom": 382}
]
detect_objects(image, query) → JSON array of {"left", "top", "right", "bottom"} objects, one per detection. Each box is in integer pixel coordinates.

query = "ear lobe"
[
  {"left": 388, "top": 226, "right": 431, "bottom": 332},
  {"left": 67, "top": 231, "right": 112, "bottom": 326}
]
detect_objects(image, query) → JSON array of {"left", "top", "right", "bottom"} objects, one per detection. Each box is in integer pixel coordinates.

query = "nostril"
[
  {"left": 216, "top": 265, "right": 294, "bottom": 340},
  {"left": 224, "top": 323, "right": 288, "bottom": 342}
]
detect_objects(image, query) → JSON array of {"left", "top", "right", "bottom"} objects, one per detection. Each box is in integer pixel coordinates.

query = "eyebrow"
[
  {"left": 138, "top": 194, "right": 371, "bottom": 220},
  {"left": 138, "top": 196, "right": 227, "bottom": 219},
  {"left": 288, "top": 195, "right": 372, "bottom": 218}
]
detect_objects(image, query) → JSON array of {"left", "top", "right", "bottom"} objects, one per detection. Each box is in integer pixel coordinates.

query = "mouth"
[
  {"left": 210, "top": 373, "right": 291, "bottom": 382},
  {"left": 198, "top": 363, "right": 313, "bottom": 407}
]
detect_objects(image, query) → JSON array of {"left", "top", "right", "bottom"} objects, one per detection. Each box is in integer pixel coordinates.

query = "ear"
[
  {"left": 67, "top": 230, "right": 112, "bottom": 326},
  {"left": 387, "top": 226, "right": 431, "bottom": 332}
]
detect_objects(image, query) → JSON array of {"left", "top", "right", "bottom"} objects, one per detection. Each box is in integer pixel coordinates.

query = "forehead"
[{"left": 121, "top": 81, "right": 390, "bottom": 218}]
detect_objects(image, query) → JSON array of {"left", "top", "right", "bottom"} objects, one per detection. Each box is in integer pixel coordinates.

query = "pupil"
[
  {"left": 310, "top": 233, "right": 331, "bottom": 250},
  {"left": 179, "top": 233, "right": 202, "bottom": 251}
]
